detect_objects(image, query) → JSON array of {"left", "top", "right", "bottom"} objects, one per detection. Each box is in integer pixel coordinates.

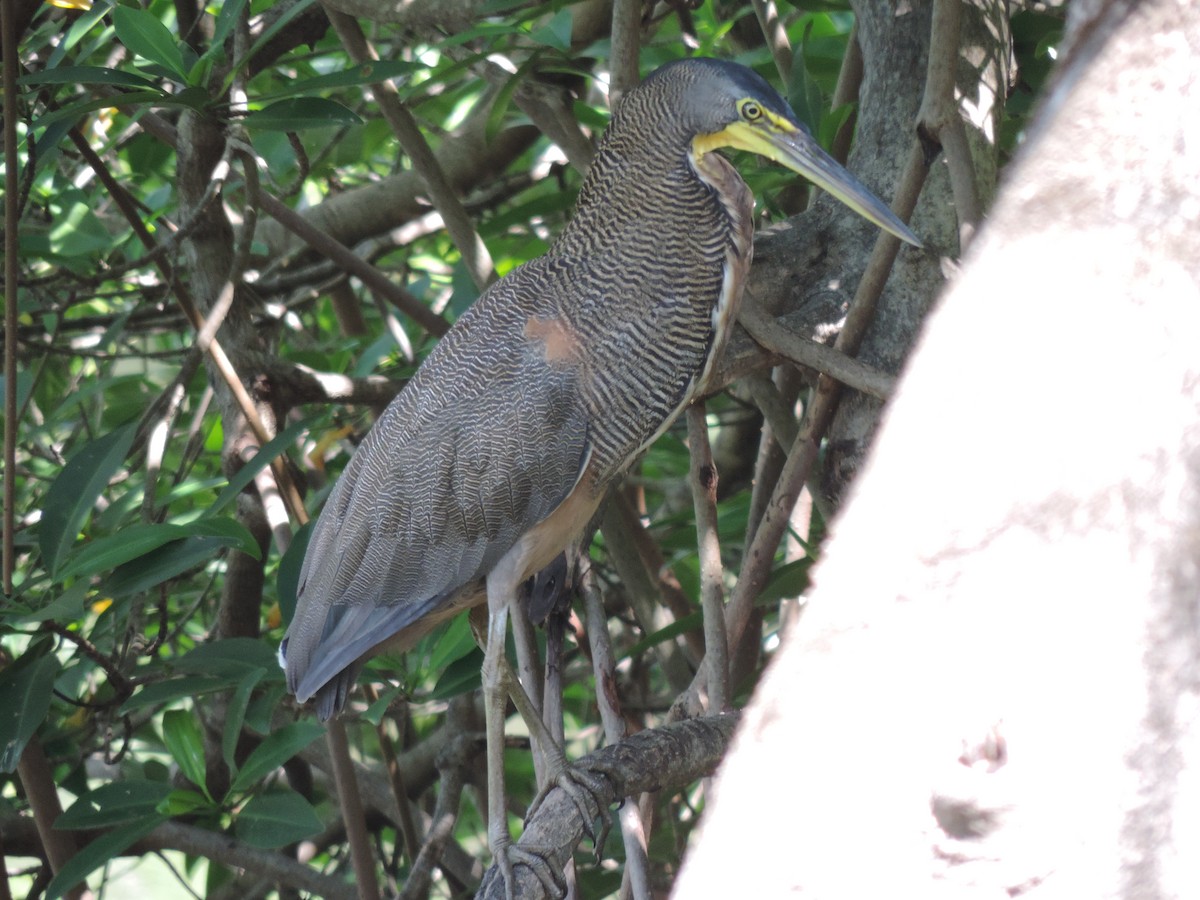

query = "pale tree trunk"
[{"left": 674, "top": 0, "right": 1200, "bottom": 895}]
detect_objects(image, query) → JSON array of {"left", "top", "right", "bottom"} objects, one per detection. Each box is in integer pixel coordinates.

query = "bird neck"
[{"left": 559, "top": 119, "right": 723, "bottom": 256}]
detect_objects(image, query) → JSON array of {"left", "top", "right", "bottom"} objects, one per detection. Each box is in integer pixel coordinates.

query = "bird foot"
[
  {"left": 479, "top": 836, "right": 565, "bottom": 900},
  {"left": 527, "top": 760, "right": 618, "bottom": 858}
]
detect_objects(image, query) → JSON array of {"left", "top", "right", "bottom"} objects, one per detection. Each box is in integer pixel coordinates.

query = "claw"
[
  {"left": 525, "top": 760, "right": 618, "bottom": 857},
  {"left": 481, "top": 837, "right": 566, "bottom": 900}
]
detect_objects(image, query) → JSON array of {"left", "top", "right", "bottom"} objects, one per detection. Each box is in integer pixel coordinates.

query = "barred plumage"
[{"left": 282, "top": 56, "right": 920, "bottom": 722}]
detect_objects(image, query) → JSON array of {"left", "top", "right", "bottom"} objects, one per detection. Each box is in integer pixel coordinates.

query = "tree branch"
[
  {"left": 739, "top": 304, "right": 897, "bottom": 400},
  {"left": 686, "top": 404, "right": 729, "bottom": 713},
  {"left": 324, "top": 7, "right": 496, "bottom": 291},
  {"left": 476, "top": 714, "right": 741, "bottom": 899},
  {"left": 141, "top": 820, "right": 358, "bottom": 900},
  {"left": 917, "top": 0, "right": 982, "bottom": 245}
]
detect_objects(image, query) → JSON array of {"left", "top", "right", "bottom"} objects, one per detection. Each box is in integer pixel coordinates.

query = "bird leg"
[
  {"left": 495, "top": 654, "right": 611, "bottom": 841},
  {"left": 483, "top": 567, "right": 613, "bottom": 898},
  {"left": 482, "top": 578, "right": 566, "bottom": 900},
  {"left": 509, "top": 598, "right": 547, "bottom": 786}
]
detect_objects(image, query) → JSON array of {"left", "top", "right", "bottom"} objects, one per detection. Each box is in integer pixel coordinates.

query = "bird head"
[{"left": 643, "top": 57, "right": 922, "bottom": 247}]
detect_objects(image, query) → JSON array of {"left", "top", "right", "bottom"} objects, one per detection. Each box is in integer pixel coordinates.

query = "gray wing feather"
[{"left": 283, "top": 261, "right": 590, "bottom": 713}]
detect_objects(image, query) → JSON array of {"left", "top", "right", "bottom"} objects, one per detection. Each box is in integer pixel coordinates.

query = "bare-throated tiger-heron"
[{"left": 282, "top": 56, "right": 920, "bottom": 889}]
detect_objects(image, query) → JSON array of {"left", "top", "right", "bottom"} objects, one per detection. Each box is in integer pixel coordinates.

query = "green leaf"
[
  {"left": 19, "top": 66, "right": 161, "bottom": 89},
  {"left": 208, "top": 417, "right": 313, "bottom": 516},
  {"left": 45, "top": 814, "right": 163, "bottom": 900},
  {"left": 56, "top": 780, "right": 172, "bottom": 829},
  {"left": 207, "top": 0, "right": 250, "bottom": 57},
  {"left": 49, "top": 198, "right": 112, "bottom": 257},
  {"left": 786, "top": 24, "right": 826, "bottom": 134},
  {"left": 620, "top": 611, "right": 703, "bottom": 662},
  {"left": 120, "top": 675, "right": 230, "bottom": 714},
  {"left": 0, "top": 371, "right": 32, "bottom": 422},
  {"left": 234, "top": 791, "right": 322, "bottom": 848},
  {"left": 485, "top": 58, "right": 534, "bottom": 143},
  {"left": 756, "top": 557, "right": 813, "bottom": 606},
  {"left": 112, "top": 5, "right": 188, "bottom": 80},
  {"left": 47, "top": 0, "right": 111, "bottom": 68},
  {"left": 360, "top": 682, "right": 406, "bottom": 727},
  {"left": 0, "top": 653, "right": 62, "bottom": 773},
  {"left": 276, "top": 521, "right": 313, "bottom": 627},
  {"left": 244, "top": 683, "right": 288, "bottom": 735},
  {"left": 430, "top": 647, "right": 484, "bottom": 700},
  {"left": 39, "top": 423, "right": 137, "bottom": 577},
  {"left": 223, "top": 668, "right": 266, "bottom": 771},
  {"left": 254, "top": 60, "right": 419, "bottom": 102},
  {"left": 818, "top": 102, "right": 855, "bottom": 152},
  {"left": 101, "top": 533, "right": 247, "bottom": 598},
  {"left": 243, "top": 98, "right": 362, "bottom": 132},
  {"left": 157, "top": 788, "right": 213, "bottom": 816},
  {"left": 531, "top": 8, "right": 574, "bottom": 51},
  {"left": 228, "top": 722, "right": 324, "bottom": 796},
  {"left": 162, "top": 709, "right": 208, "bottom": 796},
  {"left": 174, "top": 638, "right": 281, "bottom": 679},
  {"left": 57, "top": 518, "right": 261, "bottom": 584},
  {"left": 8, "top": 578, "right": 89, "bottom": 624},
  {"left": 424, "top": 614, "right": 478, "bottom": 675},
  {"left": 31, "top": 90, "right": 168, "bottom": 131}
]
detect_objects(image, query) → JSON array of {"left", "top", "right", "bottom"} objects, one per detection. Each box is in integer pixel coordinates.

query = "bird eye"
[{"left": 741, "top": 101, "right": 763, "bottom": 121}]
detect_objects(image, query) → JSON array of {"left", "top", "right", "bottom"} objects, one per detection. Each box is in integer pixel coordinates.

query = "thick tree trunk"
[{"left": 674, "top": 0, "right": 1200, "bottom": 895}]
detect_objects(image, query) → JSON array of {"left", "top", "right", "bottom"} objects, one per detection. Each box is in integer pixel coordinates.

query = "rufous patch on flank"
[{"left": 524, "top": 316, "right": 582, "bottom": 363}]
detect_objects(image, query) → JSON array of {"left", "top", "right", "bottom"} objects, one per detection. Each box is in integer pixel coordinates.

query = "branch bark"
[
  {"left": 254, "top": 116, "right": 539, "bottom": 264},
  {"left": 476, "top": 713, "right": 741, "bottom": 900}
]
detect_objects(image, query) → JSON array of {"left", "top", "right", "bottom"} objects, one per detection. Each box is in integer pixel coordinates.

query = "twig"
[
  {"left": 476, "top": 58, "right": 595, "bottom": 175},
  {"left": 2, "top": 0, "right": 19, "bottom": 595},
  {"left": 735, "top": 367, "right": 802, "bottom": 688},
  {"left": 252, "top": 463, "right": 293, "bottom": 557},
  {"left": 67, "top": 127, "right": 308, "bottom": 527},
  {"left": 44, "top": 620, "right": 133, "bottom": 698},
  {"left": 752, "top": 0, "right": 792, "bottom": 83},
  {"left": 256, "top": 191, "right": 449, "bottom": 337},
  {"left": 326, "top": 720, "right": 382, "bottom": 900},
  {"left": 686, "top": 404, "right": 728, "bottom": 713},
  {"left": 325, "top": 7, "right": 496, "bottom": 291},
  {"left": 918, "top": 0, "right": 980, "bottom": 244},
  {"left": 141, "top": 819, "right": 358, "bottom": 900},
  {"left": 94, "top": 87, "right": 447, "bottom": 340},
  {"left": 610, "top": 0, "right": 642, "bottom": 103},
  {"left": 581, "top": 572, "right": 652, "bottom": 900},
  {"left": 259, "top": 358, "right": 399, "bottom": 409},
  {"left": 828, "top": 24, "right": 863, "bottom": 165},
  {"left": 16, "top": 739, "right": 85, "bottom": 899},
  {"left": 599, "top": 503, "right": 696, "bottom": 692},
  {"left": 728, "top": 142, "right": 928, "bottom": 652},
  {"left": 675, "top": 141, "right": 930, "bottom": 716},
  {"left": 399, "top": 735, "right": 478, "bottom": 900},
  {"left": 361, "top": 685, "right": 423, "bottom": 866},
  {"left": 739, "top": 305, "right": 897, "bottom": 399},
  {"left": 739, "top": 371, "right": 798, "bottom": 447},
  {"left": 610, "top": 492, "right": 705, "bottom": 661}
]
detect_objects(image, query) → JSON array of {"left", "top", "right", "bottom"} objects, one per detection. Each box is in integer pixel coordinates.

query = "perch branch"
[{"left": 476, "top": 714, "right": 741, "bottom": 899}]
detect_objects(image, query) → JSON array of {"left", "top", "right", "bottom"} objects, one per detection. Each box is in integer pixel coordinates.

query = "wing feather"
[{"left": 283, "top": 261, "right": 591, "bottom": 716}]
